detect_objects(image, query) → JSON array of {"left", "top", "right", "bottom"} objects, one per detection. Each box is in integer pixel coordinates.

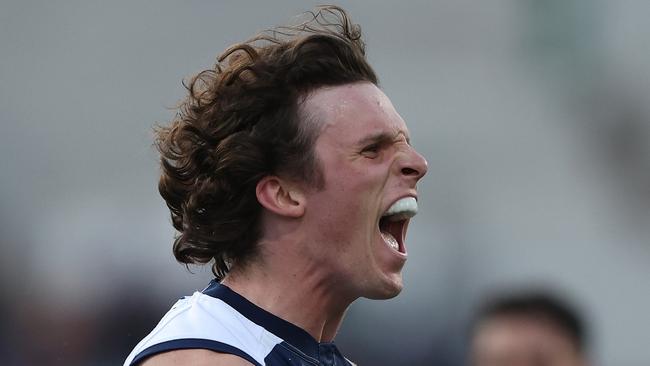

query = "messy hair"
[{"left": 156, "top": 6, "right": 378, "bottom": 279}]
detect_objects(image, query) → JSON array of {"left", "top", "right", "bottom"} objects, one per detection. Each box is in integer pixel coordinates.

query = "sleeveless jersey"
[{"left": 123, "top": 280, "right": 354, "bottom": 366}]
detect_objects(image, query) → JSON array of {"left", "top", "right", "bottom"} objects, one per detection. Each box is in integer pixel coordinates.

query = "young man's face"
[
  {"left": 471, "top": 315, "right": 587, "bottom": 366},
  {"left": 300, "top": 82, "right": 427, "bottom": 300}
]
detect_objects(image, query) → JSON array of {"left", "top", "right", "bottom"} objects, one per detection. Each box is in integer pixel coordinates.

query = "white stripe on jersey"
[{"left": 123, "top": 291, "right": 283, "bottom": 366}]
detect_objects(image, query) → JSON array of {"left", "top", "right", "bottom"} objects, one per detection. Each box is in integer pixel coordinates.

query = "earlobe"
[{"left": 256, "top": 176, "right": 305, "bottom": 218}]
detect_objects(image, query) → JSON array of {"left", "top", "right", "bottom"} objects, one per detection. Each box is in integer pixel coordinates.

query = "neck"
[{"left": 221, "top": 242, "right": 355, "bottom": 342}]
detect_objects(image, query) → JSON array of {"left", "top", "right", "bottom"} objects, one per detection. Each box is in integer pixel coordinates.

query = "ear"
[{"left": 256, "top": 176, "right": 306, "bottom": 218}]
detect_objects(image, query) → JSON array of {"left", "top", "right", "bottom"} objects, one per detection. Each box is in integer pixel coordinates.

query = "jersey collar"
[{"left": 203, "top": 279, "right": 333, "bottom": 358}]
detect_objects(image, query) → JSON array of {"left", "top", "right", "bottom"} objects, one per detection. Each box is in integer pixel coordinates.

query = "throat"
[{"left": 221, "top": 262, "right": 354, "bottom": 342}]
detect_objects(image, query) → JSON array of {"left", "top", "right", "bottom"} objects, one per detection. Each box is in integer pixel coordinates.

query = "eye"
[{"left": 361, "top": 143, "right": 381, "bottom": 158}]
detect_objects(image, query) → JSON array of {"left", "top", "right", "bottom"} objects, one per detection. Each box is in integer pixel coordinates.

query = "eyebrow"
[{"left": 356, "top": 131, "right": 411, "bottom": 147}]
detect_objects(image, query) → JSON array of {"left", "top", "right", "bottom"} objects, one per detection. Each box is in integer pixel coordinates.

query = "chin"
[{"left": 363, "top": 273, "right": 404, "bottom": 300}]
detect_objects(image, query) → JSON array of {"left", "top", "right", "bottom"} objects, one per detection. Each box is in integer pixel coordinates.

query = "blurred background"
[{"left": 1, "top": 1, "right": 649, "bottom": 365}]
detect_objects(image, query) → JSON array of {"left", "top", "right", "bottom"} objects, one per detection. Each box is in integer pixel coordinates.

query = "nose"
[{"left": 398, "top": 146, "right": 428, "bottom": 181}]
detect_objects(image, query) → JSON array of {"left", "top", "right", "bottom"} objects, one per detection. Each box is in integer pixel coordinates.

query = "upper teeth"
[{"left": 382, "top": 197, "right": 418, "bottom": 221}]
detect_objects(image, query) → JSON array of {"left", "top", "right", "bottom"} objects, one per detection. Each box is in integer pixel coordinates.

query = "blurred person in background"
[
  {"left": 123, "top": 5, "right": 427, "bottom": 366},
  {"left": 468, "top": 291, "right": 589, "bottom": 366}
]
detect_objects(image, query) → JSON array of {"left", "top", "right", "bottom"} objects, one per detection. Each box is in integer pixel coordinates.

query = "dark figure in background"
[
  {"left": 123, "top": 5, "right": 427, "bottom": 366},
  {"left": 469, "top": 291, "right": 589, "bottom": 366}
]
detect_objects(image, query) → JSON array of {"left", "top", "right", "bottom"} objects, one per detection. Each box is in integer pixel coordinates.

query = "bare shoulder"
[{"left": 139, "top": 349, "right": 255, "bottom": 366}]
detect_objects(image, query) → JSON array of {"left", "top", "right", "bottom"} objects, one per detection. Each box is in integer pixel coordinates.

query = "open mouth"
[{"left": 379, "top": 197, "right": 418, "bottom": 254}]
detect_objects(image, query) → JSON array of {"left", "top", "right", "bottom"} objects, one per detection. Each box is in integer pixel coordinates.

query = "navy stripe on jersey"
[{"left": 130, "top": 338, "right": 262, "bottom": 366}]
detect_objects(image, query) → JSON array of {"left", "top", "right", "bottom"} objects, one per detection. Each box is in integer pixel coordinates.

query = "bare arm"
[{"left": 139, "top": 349, "right": 255, "bottom": 366}]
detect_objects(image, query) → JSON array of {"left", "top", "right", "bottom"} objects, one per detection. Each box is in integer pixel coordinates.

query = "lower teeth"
[{"left": 381, "top": 231, "right": 399, "bottom": 251}]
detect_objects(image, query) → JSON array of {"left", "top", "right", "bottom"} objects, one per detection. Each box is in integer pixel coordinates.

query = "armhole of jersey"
[{"left": 129, "top": 338, "right": 262, "bottom": 366}]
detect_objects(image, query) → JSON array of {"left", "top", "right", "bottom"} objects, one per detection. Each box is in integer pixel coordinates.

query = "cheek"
[
  {"left": 312, "top": 182, "right": 378, "bottom": 244},
  {"left": 328, "top": 175, "right": 380, "bottom": 221},
  {"left": 331, "top": 162, "right": 386, "bottom": 195},
  {"left": 314, "top": 157, "right": 387, "bottom": 230}
]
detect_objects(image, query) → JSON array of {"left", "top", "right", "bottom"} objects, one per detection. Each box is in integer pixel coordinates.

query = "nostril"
[{"left": 401, "top": 167, "right": 418, "bottom": 176}]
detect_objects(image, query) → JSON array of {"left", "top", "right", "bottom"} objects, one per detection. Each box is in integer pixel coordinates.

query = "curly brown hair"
[{"left": 155, "top": 6, "right": 378, "bottom": 279}]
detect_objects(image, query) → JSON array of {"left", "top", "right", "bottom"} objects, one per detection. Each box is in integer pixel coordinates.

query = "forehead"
[
  {"left": 303, "top": 82, "right": 408, "bottom": 144},
  {"left": 474, "top": 316, "right": 576, "bottom": 355}
]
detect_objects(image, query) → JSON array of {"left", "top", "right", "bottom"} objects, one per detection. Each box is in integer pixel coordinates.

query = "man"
[
  {"left": 124, "top": 6, "right": 427, "bottom": 366},
  {"left": 469, "top": 291, "right": 590, "bottom": 366}
]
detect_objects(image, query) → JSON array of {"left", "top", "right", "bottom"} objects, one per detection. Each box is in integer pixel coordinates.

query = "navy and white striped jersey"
[{"left": 124, "top": 280, "right": 355, "bottom": 366}]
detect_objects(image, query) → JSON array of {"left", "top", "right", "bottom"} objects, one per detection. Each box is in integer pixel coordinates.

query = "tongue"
[{"left": 381, "top": 230, "right": 399, "bottom": 251}]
